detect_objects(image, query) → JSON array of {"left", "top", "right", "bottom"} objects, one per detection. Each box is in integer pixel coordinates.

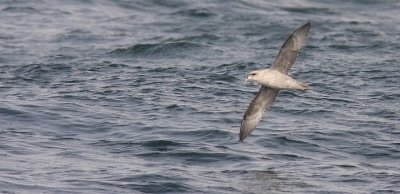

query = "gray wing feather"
[
  {"left": 270, "top": 23, "right": 311, "bottom": 74},
  {"left": 239, "top": 86, "right": 279, "bottom": 141}
]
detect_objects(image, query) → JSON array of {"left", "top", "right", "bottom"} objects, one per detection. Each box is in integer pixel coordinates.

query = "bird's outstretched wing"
[
  {"left": 270, "top": 23, "right": 311, "bottom": 74},
  {"left": 240, "top": 86, "right": 279, "bottom": 141}
]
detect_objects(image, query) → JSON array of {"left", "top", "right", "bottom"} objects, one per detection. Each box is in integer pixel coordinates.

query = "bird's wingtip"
[
  {"left": 302, "top": 22, "right": 311, "bottom": 30},
  {"left": 239, "top": 133, "right": 244, "bottom": 142},
  {"left": 239, "top": 127, "right": 248, "bottom": 142}
]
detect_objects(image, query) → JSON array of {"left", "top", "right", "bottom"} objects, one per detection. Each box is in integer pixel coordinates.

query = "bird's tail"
[{"left": 297, "top": 81, "right": 310, "bottom": 91}]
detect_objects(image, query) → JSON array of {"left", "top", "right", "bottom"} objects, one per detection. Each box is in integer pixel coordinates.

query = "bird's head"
[{"left": 246, "top": 70, "right": 262, "bottom": 82}]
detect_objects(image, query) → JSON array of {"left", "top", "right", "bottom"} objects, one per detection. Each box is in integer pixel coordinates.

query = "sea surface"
[{"left": 0, "top": 0, "right": 399, "bottom": 193}]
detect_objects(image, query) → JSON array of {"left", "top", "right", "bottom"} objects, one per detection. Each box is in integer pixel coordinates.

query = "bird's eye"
[{"left": 251, "top": 73, "right": 256, "bottom": 76}]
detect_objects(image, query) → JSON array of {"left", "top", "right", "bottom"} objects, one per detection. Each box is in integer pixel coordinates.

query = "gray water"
[{"left": 0, "top": 0, "right": 399, "bottom": 193}]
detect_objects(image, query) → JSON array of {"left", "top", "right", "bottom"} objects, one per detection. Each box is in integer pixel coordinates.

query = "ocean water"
[{"left": 0, "top": 0, "right": 399, "bottom": 193}]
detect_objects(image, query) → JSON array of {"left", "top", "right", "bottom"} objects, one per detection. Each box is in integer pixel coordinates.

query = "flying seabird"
[{"left": 239, "top": 23, "right": 311, "bottom": 142}]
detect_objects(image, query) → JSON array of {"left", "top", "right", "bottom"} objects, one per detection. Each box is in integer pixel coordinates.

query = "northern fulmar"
[{"left": 240, "top": 23, "right": 311, "bottom": 142}]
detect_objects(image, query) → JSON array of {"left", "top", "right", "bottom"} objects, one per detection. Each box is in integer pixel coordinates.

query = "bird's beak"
[{"left": 245, "top": 76, "right": 250, "bottom": 82}]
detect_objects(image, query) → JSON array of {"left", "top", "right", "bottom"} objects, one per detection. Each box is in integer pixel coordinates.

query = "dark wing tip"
[
  {"left": 239, "top": 112, "right": 260, "bottom": 142},
  {"left": 298, "top": 22, "right": 311, "bottom": 35},
  {"left": 239, "top": 135, "right": 245, "bottom": 142},
  {"left": 239, "top": 127, "right": 247, "bottom": 142},
  {"left": 302, "top": 22, "right": 311, "bottom": 30},
  {"left": 239, "top": 114, "right": 258, "bottom": 142}
]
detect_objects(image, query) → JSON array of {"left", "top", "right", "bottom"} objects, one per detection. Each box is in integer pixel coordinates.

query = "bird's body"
[
  {"left": 240, "top": 23, "right": 311, "bottom": 142},
  {"left": 246, "top": 69, "right": 309, "bottom": 91}
]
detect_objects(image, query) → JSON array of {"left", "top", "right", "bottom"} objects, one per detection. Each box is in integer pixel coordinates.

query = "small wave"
[
  {"left": 56, "top": 29, "right": 100, "bottom": 42},
  {"left": 137, "top": 150, "right": 251, "bottom": 164},
  {"left": 117, "top": 181, "right": 192, "bottom": 193},
  {"left": 216, "top": 62, "right": 260, "bottom": 72},
  {"left": 14, "top": 63, "right": 72, "bottom": 75},
  {"left": 147, "top": 66, "right": 178, "bottom": 73},
  {"left": 164, "top": 34, "right": 220, "bottom": 44},
  {"left": 174, "top": 7, "right": 218, "bottom": 18},
  {"left": 166, "top": 129, "right": 233, "bottom": 141},
  {"left": 257, "top": 135, "right": 321, "bottom": 151},
  {"left": 165, "top": 104, "right": 198, "bottom": 112},
  {"left": 12, "top": 63, "right": 72, "bottom": 85},
  {"left": 207, "top": 73, "right": 238, "bottom": 82},
  {"left": 109, "top": 41, "right": 208, "bottom": 58},
  {"left": 0, "top": 107, "right": 26, "bottom": 116},
  {"left": 149, "top": 0, "right": 187, "bottom": 8},
  {"left": 2, "top": 6, "right": 39, "bottom": 13},
  {"left": 280, "top": 7, "right": 336, "bottom": 15},
  {"left": 336, "top": 164, "right": 358, "bottom": 169},
  {"left": 46, "top": 54, "right": 76, "bottom": 61},
  {"left": 266, "top": 153, "right": 308, "bottom": 161},
  {"left": 141, "top": 139, "right": 185, "bottom": 151},
  {"left": 88, "top": 61, "right": 129, "bottom": 71}
]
